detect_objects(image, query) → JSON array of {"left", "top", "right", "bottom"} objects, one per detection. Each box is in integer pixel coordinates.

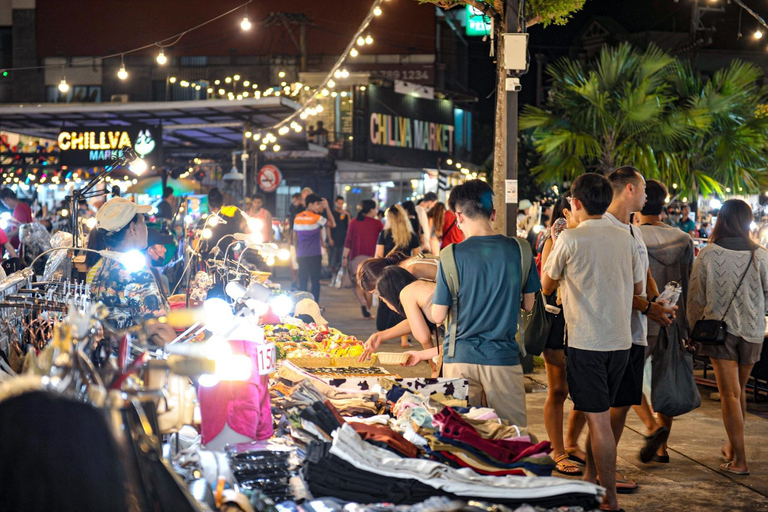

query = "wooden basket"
[{"left": 375, "top": 352, "right": 410, "bottom": 365}]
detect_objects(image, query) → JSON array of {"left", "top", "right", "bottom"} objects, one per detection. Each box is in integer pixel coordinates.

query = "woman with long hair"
[
  {"left": 428, "top": 202, "right": 464, "bottom": 254},
  {"left": 688, "top": 199, "right": 768, "bottom": 475},
  {"left": 375, "top": 205, "right": 421, "bottom": 346},
  {"left": 539, "top": 191, "right": 587, "bottom": 476},
  {"left": 373, "top": 266, "right": 438, "bottom": 376},
  {"left": 342, "top": 199, "right": 384, "bottom": 318}
]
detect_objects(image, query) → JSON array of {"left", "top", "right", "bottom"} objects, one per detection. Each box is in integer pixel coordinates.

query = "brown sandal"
[{"left": 554, "top": 453, "right": 583, "bottom": 475}]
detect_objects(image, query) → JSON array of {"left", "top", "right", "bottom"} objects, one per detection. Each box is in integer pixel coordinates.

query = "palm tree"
[
  {"left": 521, "top": 43, "right": 768, "bottom": 197},
  {"left": 661, "top": 59, "right": 768, "bottom": 196}
]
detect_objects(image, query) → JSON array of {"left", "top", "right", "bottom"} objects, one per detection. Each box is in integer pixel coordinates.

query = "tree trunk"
[{"left": 491, "top": 22, "right": 507, "bottom": 233}]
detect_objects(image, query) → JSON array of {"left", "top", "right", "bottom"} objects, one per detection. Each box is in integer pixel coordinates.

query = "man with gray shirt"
[{"left": 542, "top": 173, "right": 644, "bottom": 512}]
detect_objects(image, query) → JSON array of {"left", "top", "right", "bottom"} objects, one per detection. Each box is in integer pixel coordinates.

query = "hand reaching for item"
[
  {"left": 359, "top": 333, "right": 381, "bottom": 362},
  {"left": 400, "top": 351, "right": 423, "bottom": 367}
]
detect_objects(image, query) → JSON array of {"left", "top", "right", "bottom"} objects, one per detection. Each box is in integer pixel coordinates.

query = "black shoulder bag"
[{"left": 690, "top": 252, "right": 754, "bottom": 345}]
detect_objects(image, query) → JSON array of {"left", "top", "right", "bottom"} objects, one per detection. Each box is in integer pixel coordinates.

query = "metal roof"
[{"left": 0, "top": 97, "right": 302, "bottom": 157}]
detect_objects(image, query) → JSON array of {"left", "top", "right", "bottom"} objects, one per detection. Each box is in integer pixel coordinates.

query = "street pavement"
[{"left": 302, "top": 278, "right": 768, "bottom": 511}]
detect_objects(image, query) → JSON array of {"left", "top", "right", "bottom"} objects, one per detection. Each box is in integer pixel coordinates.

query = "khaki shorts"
[
  {"left": 697, "top": 333, "right": 763, "bottom": 366},
  {"left": 443, "top": 362, "right": 527, "bottom": 428}
]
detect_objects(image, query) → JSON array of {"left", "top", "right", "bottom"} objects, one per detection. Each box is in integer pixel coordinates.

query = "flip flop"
[
  {"left": 565, "top": 447, "right": 587, "bottom": 465},
  {"left": 640, "top": 426, "right": 670, "bottom": 463},
  {"left": 553, "top": 453, "right": 583, "bottom": 476},
  {"left": 720, "top": 462, "right": 750, "bottom": 476},
  {"left": 597, "top": 476, "right": 638, "bottom": 494}
]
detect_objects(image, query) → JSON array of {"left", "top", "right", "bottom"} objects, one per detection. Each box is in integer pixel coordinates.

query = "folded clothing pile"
[
  {"left": 276, "top": 496, "right": 596, "bottom": 512},
  {"left": 314, "top": 424, "right": 603, "bottom": 509},
  {"left": 425, "top": 407, "right": 554, "bottom": 477}
]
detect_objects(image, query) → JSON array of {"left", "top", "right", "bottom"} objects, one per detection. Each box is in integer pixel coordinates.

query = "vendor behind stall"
[{"left": 90, "top": 197, "right": 176, "bottom": 345}]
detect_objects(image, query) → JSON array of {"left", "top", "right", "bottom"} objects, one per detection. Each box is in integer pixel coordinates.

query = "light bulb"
[
  {"left": 234, "top": 74, "right": 241, "bottom": 81},
  {"left": 273, "top": 144, "right": 281, "bottom": 151},
  {"left": 341, "top": 69, "right": 349, "bottom": 78},
  {"left": 240, "top": 16, "right": 251, "bottom": 31},
  {"left": 218, "top": 88, "right": 225, "bottom": 95},
  {"left": 278, "top": 126, "right": 289, "bottom": 135},
  {"left": 129, "top": 158, "right": 147, "bottom": 175},
  {"left": 350, "top": 48, "right": 359, "bottom": 57},
  {"left": 270, "top": 295, "right": 293, "bottom": 317},
  {"left": 253, "top": 133, "right": 261, "bottom": 140},
  {"left": 316, "top": 105, "right": 324, "bottom": 112},
  {"left": 225, "top": 76, "right": 232, "bottom": 83},
  {"left": 202, "top": 228, "right": 213, "bottom": 239},
  {"left": 117, "top": 65, "right": 128, "bottom": 80},
  {"left": 447, "top": 159, "right": 453, "bottom": 165},
  {"left": 357, "top": 36, "right": 366, "bottom": 46},
  {"left": 58, "top": 78, "right": 69, "bottom": 93},
  {"left": 86, "top": 217, "right": 98, "bottom": 229},
  {"left": 756, "top": 30, "right": 764, "bottom": 39},
  {"left": 300, "top": 112, "right": 308, "bottom": 120},
  {"left": 116, "top": 249, "right": 147, "bottom": 273},
  {"left": 278, "top": 71, "right": 286, "bottom": 78},
  {"left": 170, "top": 77, "right": 177, "bottom": 83},
  {"left": 259, "top": 144, "right": 267, "bottom": 151},
  {"left": 321, "top": 89, "right": 329, "bottom": 96},
  {"left": 328, "top": 79, "right": 335, "bottom": 88},
  {"left": 245, "top": 130, "right": 253, "bottom": 138},
  {"left": 374, "top": 6, "right": 382, "bottom": 16},
  {"left": 266, "top": 256, "right": 276, "bottom": 266},
  {"left": 243, "top": 80, "right": 250, "bottom": 86},
  {"left": 156, "top": 48, "right": 167, "bottom": 65},
  {"left": 214, "top": 79, "right": 220, "bottom": 85},
  {"left": 365, "top": 34, "right": 373, "bottom": 45},
  {"left": 278, "top": 248, "right": 290, "bottom": 261}
]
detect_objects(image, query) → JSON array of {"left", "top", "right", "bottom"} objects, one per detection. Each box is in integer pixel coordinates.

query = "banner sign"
[{"left": 57, "top": 126, "right": 162, "bottom": 168}]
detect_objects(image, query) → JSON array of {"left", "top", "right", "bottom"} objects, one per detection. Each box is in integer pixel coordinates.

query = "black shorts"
[
  {"left": 544, "top": 312, "right": 566, "bottom": 350},
  {"left": 612, "top": 344, "right": 645, "bottom": 408},
  {"left": 566, "top": 347, "right": 630, "bottom": 413}
]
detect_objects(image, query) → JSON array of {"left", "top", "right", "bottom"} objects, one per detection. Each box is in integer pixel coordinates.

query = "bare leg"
[
  {"left": 400, "top": 335, "right": 411, "bottom": 348},
  {"left": 565, "top": 409, "right": 587, "bottom": 460},
  {"left": 711, "top": 358, "right": 754, "bottom": 473},
  {"left": 657, "top": 413, "right": 673, "bottom": 455},
  {"left": 543, "top": 349, "right": 569, "bottom": 458},
  {"left": 632, "top": 393, "right": 659, "bottom": 435},
  {"left": 584, "top": 411, "right": 620, "bottom": 511},
  {"left": 610, "top": 405, "right": 631, "bottom": 445}
]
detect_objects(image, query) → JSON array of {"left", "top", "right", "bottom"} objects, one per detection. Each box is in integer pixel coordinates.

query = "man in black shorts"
[{"left": 542, "top": 173, "right": 645, "bottom": 512}]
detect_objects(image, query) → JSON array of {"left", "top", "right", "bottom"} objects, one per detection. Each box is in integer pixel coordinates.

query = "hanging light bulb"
[
  {"left": 253, "top": 133, "right": 261, "bottom": 141},
  {"left": 755, "top": 29, "right": 764, "bottom": 39},
  {"left": 245, "top": 130, "right": 253, "bottom": 138},
  {"left": 234, "top": 74, "right": 241, "bottom": 81},
  {"left": 365, "top": 34, "right": 373, "bottom": 45},
  {"left": 341, "top": 69, "right": 349, "bottom": 78},
  {"left": 117, "top": 55, "right": 128, "bottom": 80},
  {"left": 273, "top": 144, "right": 281, "bottom": 152},
  {"left": 350, "top": 48, "right": 359, "bottom": 57},
  {"left": 259, "top": 143, "right": 267, "bottom": 151},
  {"left": 357, "top": 36, "right": 366, "bottom": 46},
  {"left": 328, "top": 79, "right": 336, "bottom": 88},
  {"left": 240, "top": 5, "right": 252, "bottom": 31},
  {"left": 58, "top": 76, "right": 69, "bottom": 93},
  {"left": 278, "top": 71, "right": 286, "bottom": 78},
  {"left": 156, "top": 48, "right": 167, "bottom": 65},
  {"left": 278, "top": 126, "right": 290, "bottom": 135},
  {"left": 374, "top": 6, "right": 382, "bottom": 16},
  {"left": 169, "top": 76, "right": 177, "bottom": 83},
  {"left": 225, "top": 76, "right": 232, "bottom": 83}
]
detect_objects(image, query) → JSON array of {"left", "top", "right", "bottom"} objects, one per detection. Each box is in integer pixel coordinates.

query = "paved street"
[{"left": 313, "top": 278, "right": 768, "bottom": 512}]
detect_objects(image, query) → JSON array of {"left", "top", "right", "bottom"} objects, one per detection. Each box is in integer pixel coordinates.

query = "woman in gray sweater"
[{"left": 688, "top": 199, "right": 768, "bottom": 476}]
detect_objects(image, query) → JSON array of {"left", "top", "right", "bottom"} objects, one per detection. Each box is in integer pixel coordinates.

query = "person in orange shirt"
[{"left": 293, "top": 194, "right": 335, "bottom": 303}]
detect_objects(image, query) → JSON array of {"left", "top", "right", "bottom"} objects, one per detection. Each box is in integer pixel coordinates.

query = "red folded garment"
[
  {"left": 432, "top": 407, "right": 550, "bottom": 464},
  {"left": 440, "top": 452, "right": 527, "bottom": 476}
]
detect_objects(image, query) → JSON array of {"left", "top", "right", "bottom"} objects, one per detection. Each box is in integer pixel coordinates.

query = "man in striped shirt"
[{"left": 293, "top": 194, "right": 335, "bottom": 303}]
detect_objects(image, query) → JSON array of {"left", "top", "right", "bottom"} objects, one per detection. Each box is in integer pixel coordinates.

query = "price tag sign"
[
  {"left": 505, "top": 179, "right": 518, "bottom": 204},
  {"left": 256, "top": 342, "right": 277, "bottom": 375}
]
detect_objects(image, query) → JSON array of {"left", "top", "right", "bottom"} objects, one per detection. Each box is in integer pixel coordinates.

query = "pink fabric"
[{"left": 198, "top": 339, "right": 273, "bottom": 445}]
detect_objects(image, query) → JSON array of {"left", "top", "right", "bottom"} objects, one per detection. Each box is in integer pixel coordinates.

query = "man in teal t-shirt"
[
  {"left": 431, "top": 180, "right": 540, "bottom": 427},
  {"left": 677, "top": 203, "right": 696, "bottom": 237}
]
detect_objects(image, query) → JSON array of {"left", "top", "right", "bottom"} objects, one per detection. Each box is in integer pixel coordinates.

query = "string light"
[
  {"left": 58, "top": 76, "right": 69, "bottom": 93},
  {"left": 259, "top": 144, "right": 267, "bottom": 151},
  {"left": 156, "top": 48, "right": 167, "bottom": 65},
  {"left": 117, "top": 55, "right": 128, "bottom": 80},
  {"left": 328, "top": 79, "right": 336, "bottom": 88},
  {"left": 169, "top": 76, "right": 177, "bottom": 83},
  {"left": 240, "top": 4, "right": 252, "bottom": 31},
  {"left": 273, "top": 144, "right": 281, "bottom": 152},
  {"left": 373, "top": 6, "right": 382, "bottom": 16},
  {"left": 755, "top": 29, "right": 763, "bottom": 39},
  {"left": 234, "top": 74, "right": 241, "bottom": 81},
  {"left": 225, "top": 76, "right": 232, "bottom": 83},
  {"left": 350, "top": 48, "right": 359, "bottom": 57},
  {"left": 279, "top": 71, "right": 286, "bottom": 78},
  {"left": 357, "top": 36, "right": 366, "bottom": 46}
]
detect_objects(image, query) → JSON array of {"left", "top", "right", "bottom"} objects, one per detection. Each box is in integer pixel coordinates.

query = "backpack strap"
[
  {"left": 439, "top": 244, "right": 460, "bottom": 358},
  {"left": 516, "top": 237, "right": 532, "bottom": 291}
]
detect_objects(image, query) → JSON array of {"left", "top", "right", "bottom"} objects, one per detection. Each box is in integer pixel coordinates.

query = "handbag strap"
[{"left": 720, "top": 251, "right": 754, "bottom": 322}]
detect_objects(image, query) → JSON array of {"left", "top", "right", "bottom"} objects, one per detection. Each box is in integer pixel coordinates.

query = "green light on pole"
[
  {"left": 1, "top": 71, "right": 7, "bottom": 77},
  {"left": 465, "top": 5, "right": 491, "bottom": 37}
]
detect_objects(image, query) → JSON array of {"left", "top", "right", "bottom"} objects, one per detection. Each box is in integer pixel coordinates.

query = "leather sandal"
[{"left": 554, "top": 453, "right": 583, "bottom": 476}]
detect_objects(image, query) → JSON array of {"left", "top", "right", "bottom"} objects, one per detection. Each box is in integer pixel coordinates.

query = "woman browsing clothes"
[
  {"left": 342, "top": 199, "right": 384, "bottom": 319},
  {"left": 89, "top": 197, "right": 176, "bottom": 345}
]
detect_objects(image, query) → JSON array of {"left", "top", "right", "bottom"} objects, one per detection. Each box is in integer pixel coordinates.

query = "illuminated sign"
[
  {"left": 57, "top": 126, "right": 161, "bottom": 167},
  {"left": 465, "top": 5, "right": 491, "bottom": 36},
  {"left": 369, "top": 113, "right": 454, "bottom": 154}
]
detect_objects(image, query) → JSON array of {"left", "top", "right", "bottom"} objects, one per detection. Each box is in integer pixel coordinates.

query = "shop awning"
[
  {"left": 335, "top": 160, "right": 430, "bottom": 184},
  {"left": 0, "top": 97, "right": 302, "bottom": 157}
]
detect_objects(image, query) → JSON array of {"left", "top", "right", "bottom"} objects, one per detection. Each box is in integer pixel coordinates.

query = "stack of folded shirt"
[
  {"left": 426, "top": 407, "right": 554, "bottom": 477},
  {"left": 320, "top": 424, "right": 603, "bottom": 509},
  {"left": 230, "top": 449, "right": 294, "bottom": 503}
]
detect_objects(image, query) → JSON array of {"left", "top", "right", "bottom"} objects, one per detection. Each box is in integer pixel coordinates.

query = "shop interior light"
[{"left": 156, "top": 48, "right": 167, "bottom": 65}]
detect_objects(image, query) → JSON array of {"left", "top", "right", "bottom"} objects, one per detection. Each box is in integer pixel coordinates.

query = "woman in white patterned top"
[{"left": 687, "top": 199, "right": 768, "bottom": 476}]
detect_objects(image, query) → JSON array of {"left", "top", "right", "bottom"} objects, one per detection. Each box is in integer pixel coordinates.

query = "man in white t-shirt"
[
  {"left": 542, "top": 173, "right": 644, "bottom": 512},
  {"left": 605, "top": 167, "right": 677, "bottom": 475}
]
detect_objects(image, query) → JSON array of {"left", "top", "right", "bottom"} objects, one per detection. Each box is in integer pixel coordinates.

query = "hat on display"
[
  {"left": 294, "top": 298, "right": 328, "bottom": 325},
  {"left": 96, "top": 197, "right": 152, "bottom": 232},
  {"left": 147, "top": 227, "right": 173, "bottom": 246},
  {"left": 518, "top": 199, "right": 533, "bottom": 210}
]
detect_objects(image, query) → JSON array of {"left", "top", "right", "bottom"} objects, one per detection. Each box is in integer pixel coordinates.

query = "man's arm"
[
  {"left": 541, "top": 272, "right": 559, "bottom": 296},
  {"left": 323, "top": 200, "right": 336, "bottom": 228},
  {"left": 3, "top": 242, "right": 17, "bottom": 258},
  {"left": 522, "top": 293, "right": 535, "bottom": 312},
  {"left": 266, "top": 211, "right": 273, "bottom": 241}
]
